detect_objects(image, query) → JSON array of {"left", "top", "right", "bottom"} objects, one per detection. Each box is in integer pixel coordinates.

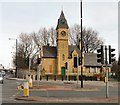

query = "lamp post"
[{"left": 9, "top": 38, "right": 18, "bottom": 78}]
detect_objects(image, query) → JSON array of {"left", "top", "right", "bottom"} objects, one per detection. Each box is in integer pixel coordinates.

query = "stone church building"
[{"left": 40, "top": 10, "right": 110, "bottom": 80}]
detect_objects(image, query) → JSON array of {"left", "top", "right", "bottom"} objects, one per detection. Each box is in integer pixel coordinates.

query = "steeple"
[
  {"left": 60, "top": 10, "right": 65, "bottom": 18},
  {"left": 56, "top": 10, "right": 69, "bottom": 30}
]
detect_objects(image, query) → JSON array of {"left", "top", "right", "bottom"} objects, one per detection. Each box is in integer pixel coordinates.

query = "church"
[{"left": 40, "top": 10, "right": 110, "bottom": 80}]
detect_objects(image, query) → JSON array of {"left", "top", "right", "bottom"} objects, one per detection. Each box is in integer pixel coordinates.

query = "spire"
[
  {"left": 56, "top": 10, "right": 69, "bottom": 30},
  {"left": 59, "top": 10, "right": 65, "bottom": 19}
]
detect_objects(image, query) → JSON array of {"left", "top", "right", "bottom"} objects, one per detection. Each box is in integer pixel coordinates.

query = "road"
[
  {"left": 0, "top": 73, "right": 119, "bottom": 103},
  {"left": 18, "top": 80, "right": 118, "bottom": 103},
  {"left": 1, "top": 73, "right": 38, "bottom": 103},
  {"left": 31, "top": 80, "right": 118, "bottom": 98}
]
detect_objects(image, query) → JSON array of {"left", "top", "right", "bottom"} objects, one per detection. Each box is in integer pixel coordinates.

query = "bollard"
[
  {"left": 68, "top": 76, "right": 70, "bottom": 81},
  {"left": 104, "top": 77, "right": 107, "bottom": 83},
  {"left": 29, "top": 78, "right": 32, "bottom": 87},
  {"left": 26, "top": 75, "right": 29, "bottom": 82},
  {"left": 54, "top": 75, "right": 56, "bottom": 81},
  {"left": 40, "top": 76, "right": 42, "bottom": 81},
  {"left": 24, "top": 82, "right": 29, "bottom": 97},
  {"left": 61, "top": 76, "right": 63, "bottom": 81},
  {"left": 46, "top": 75, "right": 48, "bottom": 81},
  {"left": 33, "top": 75, "right": 35, "bottom": 81}
]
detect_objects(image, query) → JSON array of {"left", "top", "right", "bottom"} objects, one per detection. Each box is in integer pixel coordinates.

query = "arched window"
[{"left": 62, "top": 54, "right": 65, "bottom": 61}]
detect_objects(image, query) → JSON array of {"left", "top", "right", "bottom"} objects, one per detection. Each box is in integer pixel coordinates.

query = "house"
[{"left": 0, "top": 64, "right": 4, "bottom": 71}]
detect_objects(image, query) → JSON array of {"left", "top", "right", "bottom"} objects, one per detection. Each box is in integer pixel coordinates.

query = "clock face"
[
  {"left": 61, "top": 31, "right": 66, "bottom": 36},
  {"left": 61, "top": 19, "right": 65, "bottom": 24}
]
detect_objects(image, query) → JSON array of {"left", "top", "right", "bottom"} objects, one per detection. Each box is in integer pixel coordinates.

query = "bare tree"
[
  {"left": 12, "top": 24, "right": 104, "bottom": 69},
  {"left": 32, "top": 27, "right": 55, "bottom": 46},
  {"left": 13, "top": 33, "right": 39, "bottom": 69},
  {"left": 69, "top": 24, "right": 104, "bottom": 53},
  {"left": 69, "top": 24, "right": 80, "bottom": 45},
  {"left": 48, "top": 27, "right": 56, "bottom": 46},
  {"left": 31, "top": 32, "right": 42, "bottom": 47},
  {"left": 39, "top": 27, "right": 50, "bottom": 45}
]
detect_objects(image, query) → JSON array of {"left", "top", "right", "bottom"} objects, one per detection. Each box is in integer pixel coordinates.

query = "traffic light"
[
  {"left": 109, "top": 45, "right": 115, "bottom": 64},
  {"left": 74, "top": 57, "right": 77, "bottom": 68},
  {"left": 78, "top": 57, "right": 81, "bottom": 65},
  {"left": 37, "top": 58, "right": 41, "bottom": 64},
  {"left": 97, "top": 45, "right": 104, "bottom": 64},
  {"left": 65, "top": 62, "right": 68, "bottom": 69}
]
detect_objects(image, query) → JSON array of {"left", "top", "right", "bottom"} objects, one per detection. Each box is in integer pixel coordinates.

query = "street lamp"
[{"left": 9, "top": 38, "right": 18, "bottom": 78}]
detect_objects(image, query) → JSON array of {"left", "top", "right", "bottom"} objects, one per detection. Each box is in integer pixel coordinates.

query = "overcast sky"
[{"left": 0, "top": 0, "right": 118, "bottom": 68}]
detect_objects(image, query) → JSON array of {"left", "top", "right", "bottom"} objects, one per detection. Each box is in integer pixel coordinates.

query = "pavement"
[{"left": 6, "top": 77, "right": 119, "bottom": 103}]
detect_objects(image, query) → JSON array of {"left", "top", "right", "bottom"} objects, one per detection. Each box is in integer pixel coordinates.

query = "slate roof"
[
  {"left": 68, "top": 45, "right": 81, "bottom": 58},
  {"left": 42, "top": 46, "right": 101, "bottom": 66},
  {"left": 42, "top": 46, "right": 57, "bottom": 58},
  {"left": 42, "top": 45, "right": 80, "bottom": 58},
  {"left": 84, "top": 53, "right": 101, "bottom": 66}
]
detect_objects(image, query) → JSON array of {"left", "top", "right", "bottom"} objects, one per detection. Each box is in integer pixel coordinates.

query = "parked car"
[{"left": 0, "top": 73, "right": 3, "bottom": 84}]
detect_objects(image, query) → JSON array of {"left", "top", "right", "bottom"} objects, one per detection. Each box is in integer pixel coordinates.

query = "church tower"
[{"left": 56, "top": 10, "right": 69, "bottom": 75}]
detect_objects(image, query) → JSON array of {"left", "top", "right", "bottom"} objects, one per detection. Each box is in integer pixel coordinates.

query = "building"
[
  {"left": 40, "top": 10, "right": 110, "bottom": 80},
  {"left": 0, "top": 64, "right": 4, "bottom": 71}
]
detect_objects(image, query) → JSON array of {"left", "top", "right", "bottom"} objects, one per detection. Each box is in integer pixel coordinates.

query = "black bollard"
[
  {"left": 40, "top": 76, "right": 42, "bottom": 81},
  {"left": 62, "top": 76, "right": 63, "bottom": 81},
  {"left": 54, "top": 75, "right": 56, "bottom": 81},
  {"left": 68, "top": 76, "right": 70, "bottom": 81},
  {"left": 46, "top": 75, "right": 48, "bottom": 81}
]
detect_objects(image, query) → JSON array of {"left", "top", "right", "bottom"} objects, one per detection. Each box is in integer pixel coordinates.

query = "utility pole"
[
  {"left": 105, "top": 46, "right": 109, "bottom": 98},
  {"left": 16, "top": 39, "right": 18, "bottom": 78},
  {"left": 80, "top": 0, "right": 83, "bottom": 88}
]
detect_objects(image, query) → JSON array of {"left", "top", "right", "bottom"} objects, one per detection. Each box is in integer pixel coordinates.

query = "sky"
[{"left": 0, "top": 0, "right": 118, "bottom": 69}]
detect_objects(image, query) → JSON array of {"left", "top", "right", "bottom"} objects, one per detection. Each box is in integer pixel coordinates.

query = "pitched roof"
[
  {"left": 42, "top": 46, "right": 101, "bottom": 66},
  {"left": 42, "top": 46, "right": 57, "bottom": 58},
  {"left": 60, "top": 10, "right": 65, "bottom": 19},
  {"left": 68, "top": 45, "right": 81, "bottom": 58},
  {"left": 84, "top": 53, "right": 101, "bottom": 66},
  {"left": 42, "top": 45, "right": 80, "bottom": 58},
  {"left": 56, "top": 10, "right": 69, "bottom": 29}
]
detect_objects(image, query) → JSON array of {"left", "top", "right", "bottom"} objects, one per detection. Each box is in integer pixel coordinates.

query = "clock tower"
[{"left": 56, "top": 10, "right": 69, "bottom": 75}]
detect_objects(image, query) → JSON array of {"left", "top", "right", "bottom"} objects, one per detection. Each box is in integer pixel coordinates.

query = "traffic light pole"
[
  {"left": 77, "top": 56, "right": 79, "bottom": 88},
  {"left": 80, "top": 0, "right": 83, "bottom": 88},
  {"left": 65, "top": 62, "right": 69, "bottom": 82},
  {"left": 97, "top": 45, "right": 115, "bottom": 98},
  {"left": 37, "top": 55, "right": 41, "bottom": 81},
  {"left": 16, "top": 39, "right": 18, "bottom": 78},
  {"left": 105, "top": 46, "right": 109, "bottom": 98}
]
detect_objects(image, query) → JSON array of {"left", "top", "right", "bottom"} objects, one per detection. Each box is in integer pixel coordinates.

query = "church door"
[{"left": 61, "top": 67, "right": 65, "bottom": 76}]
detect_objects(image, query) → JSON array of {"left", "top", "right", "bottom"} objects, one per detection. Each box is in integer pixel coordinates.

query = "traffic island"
[
  {"left": 29, "top": 84, "right": 98, "bottom": 91},
  {"left": 15, "top": 83, "right": 118, "bottom": 103},
  {"left": 15, "top": 96, "right": 69, "bottom": 102},
  {"left": 63, "top": 81, "right": 75, "bottom": 84},
  {"left": 15, "top": 96, "right": 118, "bottom": 103}
]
